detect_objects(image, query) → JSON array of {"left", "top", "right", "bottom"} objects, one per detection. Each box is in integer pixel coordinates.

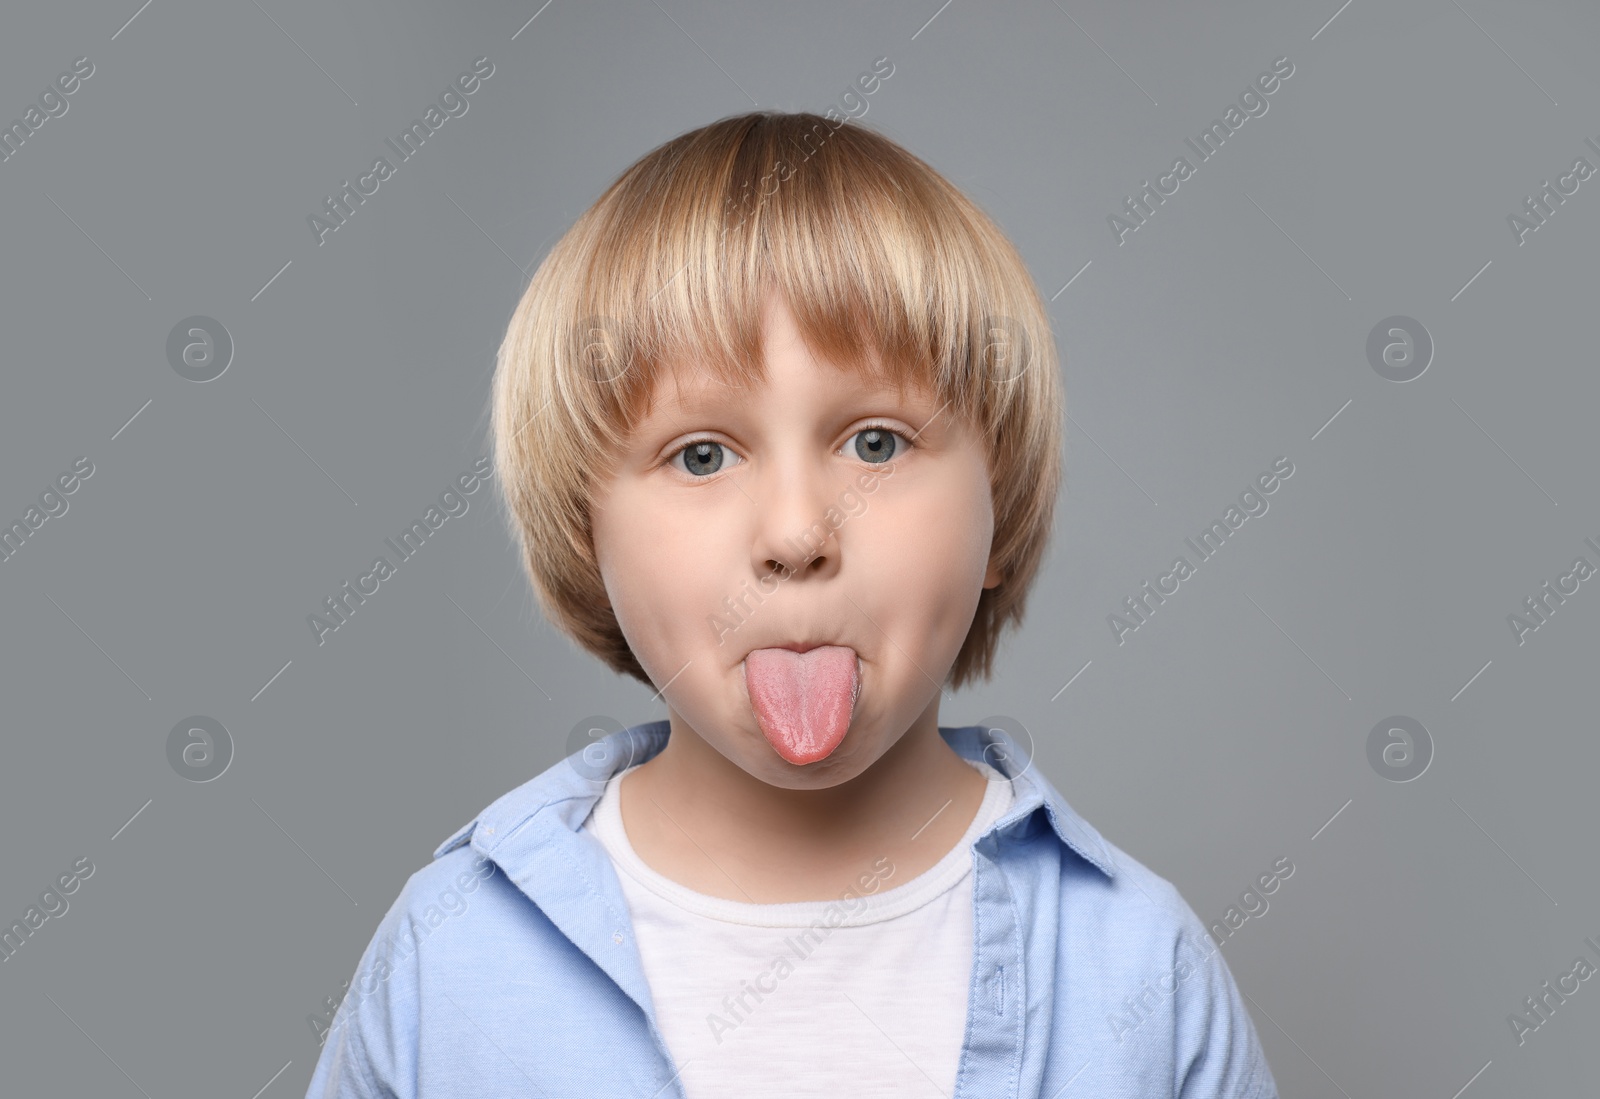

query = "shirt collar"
[{"left": 436, "top": 720, "right": 1116, "bottom": 881}]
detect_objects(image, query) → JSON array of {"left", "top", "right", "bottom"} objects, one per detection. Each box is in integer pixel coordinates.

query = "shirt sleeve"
[
  {"left": 1171, "top": 919, "right": 1280, "bottom": 1099},
  {"left": 305, "top": 1022, "right": 391, "bottom": 1099},
  {"left": 304, "top": 880, "right": 424, "bottom": 1099}
]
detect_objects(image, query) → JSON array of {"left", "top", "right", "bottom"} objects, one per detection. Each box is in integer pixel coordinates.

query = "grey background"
[{"left": 1, "top": 0, "right": 1596, "bottom": 1094}]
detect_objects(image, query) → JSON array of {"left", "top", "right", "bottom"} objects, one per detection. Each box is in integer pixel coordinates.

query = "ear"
[{"left": 982, "top": 558, "right": 1003, "bottom": 590}]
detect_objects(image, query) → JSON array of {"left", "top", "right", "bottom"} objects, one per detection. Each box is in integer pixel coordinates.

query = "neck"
[{"left": 618, "top": 700, "right": 989, "bottom": 903}]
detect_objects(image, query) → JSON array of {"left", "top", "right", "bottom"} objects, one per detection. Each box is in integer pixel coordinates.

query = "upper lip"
[{"left": 749, "top": 639, "right": 854, "bottom": 656}]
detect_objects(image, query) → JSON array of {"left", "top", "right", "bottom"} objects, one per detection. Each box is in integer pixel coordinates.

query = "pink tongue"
[{"left": 744, "top": 645, "right": 859, "bottom": 765}]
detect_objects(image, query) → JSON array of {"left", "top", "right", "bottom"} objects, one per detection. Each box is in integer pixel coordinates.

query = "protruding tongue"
[{"left": 744, "top": 645, "right": 859, "bottom": 765}]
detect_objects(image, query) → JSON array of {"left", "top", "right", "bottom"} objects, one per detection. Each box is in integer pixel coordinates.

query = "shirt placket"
[{"left": 953, "top": 839, "right": 1027, "bottom": 1099}]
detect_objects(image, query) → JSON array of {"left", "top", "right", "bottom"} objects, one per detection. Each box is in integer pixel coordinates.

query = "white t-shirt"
[{"left": 582, "top": 757, "right": 1015, "bottom": 1098}]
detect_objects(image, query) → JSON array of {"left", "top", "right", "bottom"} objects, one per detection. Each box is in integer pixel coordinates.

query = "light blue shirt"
[{"left": 306, "top": 720, "right": 1279, "bottom": 1097}]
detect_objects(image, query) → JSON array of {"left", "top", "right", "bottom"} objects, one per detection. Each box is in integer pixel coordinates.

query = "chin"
[{"left": 750, "top": 722, "right": 888, "bottom": 788}]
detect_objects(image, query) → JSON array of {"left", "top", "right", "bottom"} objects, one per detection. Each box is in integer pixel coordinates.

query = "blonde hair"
[{"left": 490, "top": 110, "right": 1063, "bottom": 690}]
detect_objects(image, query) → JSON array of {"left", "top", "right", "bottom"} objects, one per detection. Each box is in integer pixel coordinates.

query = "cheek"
[
  {"left": 592, "top": 487, "right": 738, "bottom": 660},
  {"left": 856, "top": 472, "right": 993, "bottom": 621}
]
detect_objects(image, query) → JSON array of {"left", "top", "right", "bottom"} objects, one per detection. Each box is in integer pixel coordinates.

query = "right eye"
[{"left": 670, "top": 439, "right": 744, "bottom": 478}]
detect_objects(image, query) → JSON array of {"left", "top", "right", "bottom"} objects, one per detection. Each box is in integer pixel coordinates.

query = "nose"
[{"left": 749, "top": 456, "right": 845, "bottom": 583}]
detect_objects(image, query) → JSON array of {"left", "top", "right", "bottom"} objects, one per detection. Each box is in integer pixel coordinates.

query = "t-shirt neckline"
[{"left": 585, "top": 757, "right": 1014, "bottom": 928}]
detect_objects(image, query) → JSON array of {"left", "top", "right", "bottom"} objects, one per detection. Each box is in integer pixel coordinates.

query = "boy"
[{"left": 306, "top": 110, "right": 1279, "bottom": 1097}]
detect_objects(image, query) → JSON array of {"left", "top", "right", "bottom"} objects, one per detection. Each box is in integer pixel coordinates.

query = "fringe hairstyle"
[{"left": 490, "top": 110, "right": 1063, "bottom": 690}]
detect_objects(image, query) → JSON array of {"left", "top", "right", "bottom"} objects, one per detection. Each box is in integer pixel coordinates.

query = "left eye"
[{"left": 847, "top": 427, "right": 908, "bottom": 464}]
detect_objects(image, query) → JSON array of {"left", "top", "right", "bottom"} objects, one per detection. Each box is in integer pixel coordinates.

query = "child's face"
[{"left": 588, "top": 290, "right": 1002, "bottom": 788}]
